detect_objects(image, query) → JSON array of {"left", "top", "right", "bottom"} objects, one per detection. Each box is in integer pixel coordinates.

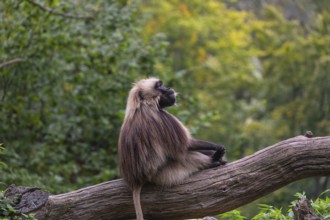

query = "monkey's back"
[{"left": 118, "top": 107, "right": 190, "bottom": 189}]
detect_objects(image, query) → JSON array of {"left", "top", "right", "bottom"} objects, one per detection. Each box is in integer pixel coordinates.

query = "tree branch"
[
  {"left": 0, "top": 58, "right": 25, "bottom": 69},
  {"left": 26, "top": 0, "right": 94, "bottom": 20},
  {"left": 6, "top": 135, "right": 330, "bottom": 219}
]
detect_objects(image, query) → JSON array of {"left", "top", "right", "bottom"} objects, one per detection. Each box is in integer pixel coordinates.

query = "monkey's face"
[
  {"left": 132, "top": 78, "right": 176, "bottom": 110},
  {"left": 156, "top": 80, "right": 176, "bottom": 109}
]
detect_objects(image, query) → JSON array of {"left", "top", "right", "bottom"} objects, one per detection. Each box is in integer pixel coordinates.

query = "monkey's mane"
[{"left": 119, "top": 78, "right": 191, "bottom": 188}]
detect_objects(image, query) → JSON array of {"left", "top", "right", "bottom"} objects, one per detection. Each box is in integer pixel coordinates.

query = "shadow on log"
[{"left": 4, "top": 135, "right": 330, "bottom": 220}]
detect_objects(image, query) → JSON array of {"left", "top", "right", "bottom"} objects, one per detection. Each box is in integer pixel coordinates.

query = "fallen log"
[{"left": 5, "top": 135, "right": 330, "bottom": 219}]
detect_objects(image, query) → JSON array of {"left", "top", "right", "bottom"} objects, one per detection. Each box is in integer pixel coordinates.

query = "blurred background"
[{"left": 0, "top": 0, "right": 329, "bottom": 218}]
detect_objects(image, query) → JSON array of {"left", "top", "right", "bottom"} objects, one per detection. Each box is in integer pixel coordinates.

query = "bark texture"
[{"left": 8, "top": 136, "right": 330, "bottom": 220}]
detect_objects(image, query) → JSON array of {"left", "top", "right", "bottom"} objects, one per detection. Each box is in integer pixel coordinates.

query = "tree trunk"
[
  {"left": 293, "top": 196, "right": 323, "bottom": 220},
  {"left": 6, "top": 135, "right": 330, "bottom": 220}
]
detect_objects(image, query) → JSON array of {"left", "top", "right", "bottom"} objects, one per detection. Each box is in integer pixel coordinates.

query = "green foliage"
[
  {"left": 140, "top": 0, "right": 330, "bottom": 160},
  {"left": 0, "top": 144, "right": 7, "bottom": 188},
  {"left": 0, "top": 191, "right": 37, "bottom": 220},
  {"left": 141, "top": 0, "right": 263, "bottom": 157},
  {"left": 218, "top": 191, "right": 330, "bottom": 220},
  {"left": 252, "top": 5, "right": 330, "bottom": 139},
  {"left": 140, "top": 0, "right": 330, "bottom": 217},
  {"left": 289, "top": 192, "right": 330, "bottom": 220},
  {"left": 0, "top": 144, "right": 5, "bottom": 167},
  {"left": 252, "top": 204, "right": 287, "bottom": 220},
  {"left": 0, "top": 0, "right": 169, "bottom": 193},
  {"left": 0, "top": 0, "right": 329, "bottom": 217},
  {"left": 219, "top": 209, "right": 246, "bottom": 220},
  {"left": 311, "top": 190, "right": 330, "bottom": 219}
]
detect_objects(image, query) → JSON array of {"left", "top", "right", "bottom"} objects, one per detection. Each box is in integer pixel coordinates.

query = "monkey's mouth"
[
  {"left": 168, "top": 91, "right": 176, "bottom": 99},
  {"left": 159, "top": 89, "right": 176, "bottom": 108},
  {"left": 167, "top": 90, "right": 177, "bottom": 102}
]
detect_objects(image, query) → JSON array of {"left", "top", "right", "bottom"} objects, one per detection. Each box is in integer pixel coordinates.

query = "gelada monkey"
[{"left": 118, "top": 78, "right": 226, "bottom": 220}]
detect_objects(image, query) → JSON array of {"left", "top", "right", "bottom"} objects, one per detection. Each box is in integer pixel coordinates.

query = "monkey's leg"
[
  {"left": 188, "top": 139, "right": 225, "bottom": 151},
  {"left": 196, "top": 150, "right": 215, "bottom": 157},
  {"left": 188, "top": 139, "right": 226, "bottom": 165},
  {"left": 151, "top": 152, "right": 211, "bottom": 186}
]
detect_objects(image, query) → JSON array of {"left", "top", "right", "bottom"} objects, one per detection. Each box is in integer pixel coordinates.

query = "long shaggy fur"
[{"left": 118, "top": 78, "right": 220, "bottom": 219}]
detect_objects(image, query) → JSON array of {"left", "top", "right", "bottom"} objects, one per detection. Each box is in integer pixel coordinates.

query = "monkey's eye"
[{"left": 155, "top": 80, "right": 163, "bottom": 88}]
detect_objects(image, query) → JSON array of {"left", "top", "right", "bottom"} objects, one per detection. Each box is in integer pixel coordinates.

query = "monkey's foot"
[
  {"left": 210, "top": 161, "right": 221, "bottom": 168},
  {"left": 212, "top": 147, "right": 225, "bottom": 162},
  {"left": 219, "top": 159, "right": 227, "bottom": 165},
  {"left": 210, "top": 159, "right": 227, "bottom": 168}
]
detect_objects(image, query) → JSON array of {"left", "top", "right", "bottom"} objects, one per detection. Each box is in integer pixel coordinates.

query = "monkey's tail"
[{"left": 133, "top": 185, "right": 144, "bottom": 220}]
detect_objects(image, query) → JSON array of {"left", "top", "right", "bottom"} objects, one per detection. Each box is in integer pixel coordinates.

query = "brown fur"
[{"left": 118, "top": 78, "right": 224, "bottom": 220}]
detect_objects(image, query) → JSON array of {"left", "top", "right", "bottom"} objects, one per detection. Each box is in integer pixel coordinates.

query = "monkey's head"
[{"left": 126, "top": 78, "right": 176, "bottom": 115}]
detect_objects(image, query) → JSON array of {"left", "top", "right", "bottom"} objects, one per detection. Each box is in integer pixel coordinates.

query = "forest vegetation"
[{"left": 0, "top": 0, "right": 329, "bottom": 218}]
